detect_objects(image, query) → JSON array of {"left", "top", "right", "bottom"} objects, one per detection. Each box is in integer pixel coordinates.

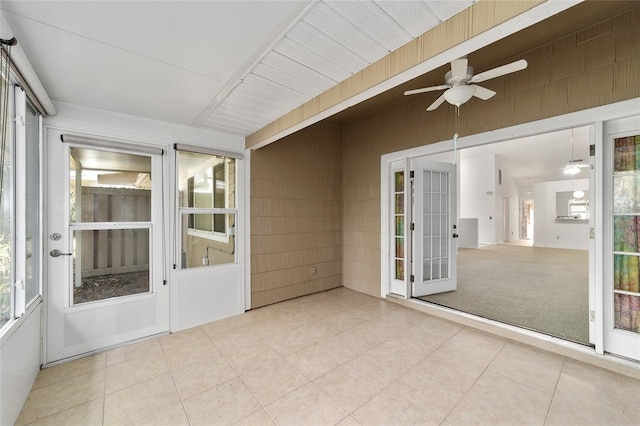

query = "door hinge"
[
  {"left": 410, "top": 223, "right": 415, "bottom": 231},
  {"left": 589, "top": 144, "right": 595, "bottom": 157},
  {"left": 163, "top": 279, "right": 167, "bottom": 286},
  {"left": 589, "top": 228, "right": 595, "bottom": 239},
  {"left": 410, "top": 275, "right": 415, "bottom": 283},
  {"left": 589, "top": 310, "right": 595, "bottom": 322},
  {"left": 410, "top": 171, "right": 414, "bottom": 179}
]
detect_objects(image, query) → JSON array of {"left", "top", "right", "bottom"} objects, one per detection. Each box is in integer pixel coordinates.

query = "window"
[
  {"left": 0, "top": 70, "right": 42, "bottom": 333},
  {"left": 68, "top": 147, "right": 152, "bottom": 305},
  {"left": 25, "top": 102, "right": 40, "bottom": 304},
  {"left": 177, "top": 149, "right": 237, "bottom": 269},
  {"left": 394, "top": 171, "right": 405, "bottom": 281},
  {"left": 0, "top": 70, "right": 12, "bottom": 329},
  {"left": 186, "top": 162, "right": 228, "bottom": 235}
]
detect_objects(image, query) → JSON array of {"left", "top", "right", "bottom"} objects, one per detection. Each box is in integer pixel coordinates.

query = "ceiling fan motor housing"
[{"left": 445, "top": 66, "right": 474, "bottom": 85}]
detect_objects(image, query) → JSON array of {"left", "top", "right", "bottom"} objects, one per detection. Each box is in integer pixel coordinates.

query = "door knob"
[
  {"left": 50, "top": 249, "right": 72, "bottom": 257},
  {"left": 452, "top": 233, "right": 459, "bottom": 238}
]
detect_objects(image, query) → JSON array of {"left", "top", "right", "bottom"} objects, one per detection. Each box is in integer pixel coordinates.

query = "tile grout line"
[
  {"left": 157, "top": 336, "right": 194, "bottom": 426},
  {"left": 17, "top": 355, "right": 109, "bottom": 426},
  {"left": 438, "top": 334, "right": 508, "bottom": 425},
  {"left": 542, "top": 356, "right": 567, "bottom": 426},
  {"left": 373, "top": 323, "right": 470, "bottom": 425},
  {"left": 204, "top": 323, "right": 284, "bottom": 426}
]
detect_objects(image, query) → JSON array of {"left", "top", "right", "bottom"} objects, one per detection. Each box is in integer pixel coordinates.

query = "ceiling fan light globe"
[
  {"left": 564, "top": 165, "right": 580, "bottom": 175},
  {"left": 444, "top": 85, "right": 475, "bottom": 106}
]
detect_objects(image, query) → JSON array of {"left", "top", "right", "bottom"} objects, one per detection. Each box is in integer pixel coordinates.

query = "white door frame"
[
  {"left": 44, "top": 128, "right": 169, "bottom": 363},
  {"left": 381, "top": 97, "right": 640, "bottom": 356},
  {"left": 411, "top": 157, "right": 458, "bottom": 297},
  {"left": 602, "top": 115, "right": 640, "bottom": 360}
]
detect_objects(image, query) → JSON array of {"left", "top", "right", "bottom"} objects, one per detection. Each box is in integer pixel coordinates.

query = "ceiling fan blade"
[
  {"left": 470, "top": 59, "right": 528, "bottom": 83},
  {"left": 404, "top": 85, "right": 449, "bottom": 96},
  {"left": 471, "top": 84, "right": 496, "bottom": 100},
  {"left": 451, "top": 58, "right": 468, "bottom": 81},
  {"left": 426, "top": 93, "right": 447, "bottom": 111}
]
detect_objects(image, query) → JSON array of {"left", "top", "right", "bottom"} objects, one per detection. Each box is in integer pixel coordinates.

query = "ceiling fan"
[{"left": 404, "top": 57, "right": 528, "bottom": 111}]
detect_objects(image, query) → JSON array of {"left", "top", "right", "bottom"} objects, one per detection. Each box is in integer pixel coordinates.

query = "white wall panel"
[{"left": 0, "top": 304, "right": 42, "bottom": 426}]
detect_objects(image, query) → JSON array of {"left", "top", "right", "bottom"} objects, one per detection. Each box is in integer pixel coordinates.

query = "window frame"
[
  {"left": 175, "top": 147, "right": 239, "bottom": 270},
  {"left": 0, "top": 80, "right": 43, "bottom": 339},
  {"left": 185, "top": 160, "right": 229, "bottom": 242}
]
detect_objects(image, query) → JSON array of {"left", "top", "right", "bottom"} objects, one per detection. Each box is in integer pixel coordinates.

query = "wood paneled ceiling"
[
  {"left": 0, "top": 0, "right": 476, "bottom": 136},
  {"left": 328, "top": 0, "right": 639, "bottom": 124}
]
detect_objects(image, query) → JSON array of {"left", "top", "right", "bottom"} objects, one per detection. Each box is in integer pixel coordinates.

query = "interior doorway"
[
  {"left": 503, "top": 197, "right": 510, "bottom": 242},
  {"left": 411, "top": 126, "right": 593, "bottom": 345},
  {"left": 521, "top": 199, "right": 534, "bottom": 241}
]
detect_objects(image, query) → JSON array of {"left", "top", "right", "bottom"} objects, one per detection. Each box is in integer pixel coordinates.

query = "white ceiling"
[
  {"left": 0, "top": 0, "right": 475, "bottom": 136},
  {"left": 426, "top": 126, "right": 592, "bottom": 193}
]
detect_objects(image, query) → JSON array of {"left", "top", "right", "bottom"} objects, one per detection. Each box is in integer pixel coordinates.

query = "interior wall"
[
  {"left": 250, "top": 122, "right": 342, "bottom": 308},
  {"left": 0, "top": 304, "right": 41, "bottom": 426},
  {"left": 342, "top": 6, "right": 640, "bottom": 297},
  {"left": 459, "top": 153, "right": 496, "bottom": 246},
  {"left": 494, "top": 156, "right": 520, "bottom": 243},
  {"left": 533, "top": 179, "right": 590, "bottom": 250}
]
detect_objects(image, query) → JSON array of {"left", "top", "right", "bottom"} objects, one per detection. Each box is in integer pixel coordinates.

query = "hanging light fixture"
[
  {"left": 564, "top": 165, "right": 581, "bottom": 175},
  {"left": 443, "top": 85, "right": 476, "bottom": 107},
  {"left": 563, "top": 129, "right": 587, "bottom": 175},
  {"left": 573, "top": 190, "right": 585, "bottom": 199}
]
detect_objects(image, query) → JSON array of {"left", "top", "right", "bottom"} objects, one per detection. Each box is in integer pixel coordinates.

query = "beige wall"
[
  {"left": 251, "top": 122, "right": 342, "bottom": 308},
  {"left": 342, "top": 6, "right": 640, "bottom": 297},
  {"left": 249, "top": 5, "right": 640, "bottom": 305}
]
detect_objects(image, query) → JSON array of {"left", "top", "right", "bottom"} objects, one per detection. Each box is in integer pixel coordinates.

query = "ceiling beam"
[{"left": 245, "top": 0, "right": 582, "bottom": 150}]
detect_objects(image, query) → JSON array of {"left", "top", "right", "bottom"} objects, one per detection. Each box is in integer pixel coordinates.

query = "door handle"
[
  {"left": 50, "top": 249, "right": 72, "bottom": 257},
  {"left": 452, "top": 233, "right": 459, "bottom": 238}
]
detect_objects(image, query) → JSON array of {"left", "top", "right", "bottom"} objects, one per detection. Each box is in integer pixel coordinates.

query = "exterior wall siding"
[
  {"left": 250, "top": 122, "right": 342, "bottom": 308},
  {"left": 342, "top": 6, "right": 640, "bottom": 297},
  {"left": 249, "top": 5, "right": 640, "bottom": 303}
]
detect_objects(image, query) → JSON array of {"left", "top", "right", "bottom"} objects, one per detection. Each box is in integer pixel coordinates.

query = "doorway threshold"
[{"left": 386, "top": 294, "right": 640, "bottom": 379}]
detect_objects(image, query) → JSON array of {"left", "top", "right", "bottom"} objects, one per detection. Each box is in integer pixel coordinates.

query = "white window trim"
[
  {"left": 175, "top": 148, "right": 238, "bottom": 270},
  {"left": 0, "top": 82, "right": 43, "bottom": 341}
]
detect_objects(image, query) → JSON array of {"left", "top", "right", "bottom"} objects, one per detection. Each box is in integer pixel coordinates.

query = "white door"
[
  {"left": 46, "top": 131, "right": 168, "bottom": 363},
  {"left": 412, "top": 157, "right": 458, "bottom": 297},
  {"left": 603, "top": 117, "right": 640, "bottom": 361}
]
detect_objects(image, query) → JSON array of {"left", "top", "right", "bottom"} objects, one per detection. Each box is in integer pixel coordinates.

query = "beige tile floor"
[{"left": 16, "top": 288, "right": 640, "bottom": 426}]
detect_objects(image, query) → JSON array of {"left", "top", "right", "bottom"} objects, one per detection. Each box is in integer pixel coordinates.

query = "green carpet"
[{"left": 419, "top": 244, "right": 590, "bottom": 344}]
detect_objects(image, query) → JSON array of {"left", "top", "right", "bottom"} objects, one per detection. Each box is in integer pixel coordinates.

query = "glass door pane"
[
  {"left": 25, "top": 102, "right": 40, "bottom": 304},
  {"left": 0, "top": 80, "right": 12, "bottom": 328},
  {"left": 422, "top": 170, "right": 449, "bottom": 282},
  {"left": 72, "top": 228, "right": 150, "bottom": 304},
  {"left": 612, "top": 135, "right": 640, "bottom": 334},
  {"left": 69, "top": 147, "right": 153, "bottom": 305},
  {"left": 394, "top": 171, "right": 405, "bottom": 280}
]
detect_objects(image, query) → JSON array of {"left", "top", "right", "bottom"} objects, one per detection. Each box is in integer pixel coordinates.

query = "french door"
[
  {"left": 411, "top": 157, "right": 458, "bottom": 297},
  {"left": 604, "top": 116, "right": 640, "bottom": 361},
  {"left": 45, "top": 130, "right": 168, "bottom": 363}
]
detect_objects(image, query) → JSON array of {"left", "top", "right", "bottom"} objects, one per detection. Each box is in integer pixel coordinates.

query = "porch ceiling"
[
  {"left": 329, "top": 0, "right": 639, "bottom": 123},
  {"left": 0, "top": 0, "right": 474, "bottom": 135}
]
